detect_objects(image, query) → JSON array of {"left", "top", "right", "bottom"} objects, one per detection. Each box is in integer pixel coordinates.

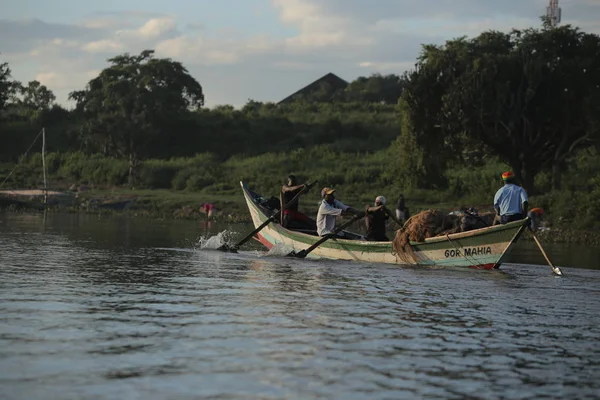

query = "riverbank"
[
  {"left": 0, "top": 188, "right": 251, "bottom": 222},
  {"left": 2, "top": 187, "right": 600, "bottom": 246}
]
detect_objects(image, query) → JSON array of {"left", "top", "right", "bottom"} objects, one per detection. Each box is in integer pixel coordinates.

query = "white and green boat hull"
[{"left": 241, "top": 182, "right": 527, "bottom": 269}]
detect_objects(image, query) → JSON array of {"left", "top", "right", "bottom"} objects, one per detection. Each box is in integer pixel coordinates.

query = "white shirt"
[{"left": 316, "top": 199, "right": 349, "bottom": 236}]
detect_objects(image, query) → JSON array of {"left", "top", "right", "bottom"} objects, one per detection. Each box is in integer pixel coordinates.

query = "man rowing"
[
  {"left": 316, "top": 187, "right": 363, "bottom": 237},
  {"left": 365, "top": 195, "right": 404, "bottom": 241},
  {"left": 281, "top": 175, "right": 316, "bottom": 230}
]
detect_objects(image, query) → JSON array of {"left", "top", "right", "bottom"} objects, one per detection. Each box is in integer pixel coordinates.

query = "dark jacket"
[{"left": 365, "top": 209, "right": 389, "bottom": 241}]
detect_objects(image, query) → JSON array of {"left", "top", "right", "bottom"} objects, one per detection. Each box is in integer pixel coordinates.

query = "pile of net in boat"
[{"left": 392, "top": 209, "right": 496, "bottom": 264}]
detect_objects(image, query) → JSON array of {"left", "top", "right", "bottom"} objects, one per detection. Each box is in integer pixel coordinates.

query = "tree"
[
  {"left": 401, "top": 25, "right": 600, "bottom": 192},
  {"left": 16, "top": 80, "right": 56, "bottom": 110},
  {"left": 0, "top": 58, "right": 17, "bottom": 115},
  {"left": 392, "top": 41, "right": 470, "bottom": 190},
  {"left": 69, "top": 49, "right": 204, "bottom": 185},
  {"left": 10, "top": 80, "right": 56, "bottom": 121},
  {"left": 343, "top": 74, "right": 405, "bottom": 104}
]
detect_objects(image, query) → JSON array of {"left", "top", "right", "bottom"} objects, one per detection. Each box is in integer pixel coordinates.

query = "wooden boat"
[{"left": 240, "top": 181, "right": 529, "bottom": 269}]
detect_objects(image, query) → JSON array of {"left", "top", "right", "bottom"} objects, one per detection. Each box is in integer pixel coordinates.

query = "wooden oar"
[
  {"left": 470, "top": 212, "right": 563, "bottom": 276},
  {"left": 218, "top": 180, "right": 317, "bottom": 252},
  {"left": 382, "top": 205, "right": 404, "bottom": 226},
  {"left": 218, "top": 210, "right": 280, "bottom": 252},
  {"left": 530, "top": 231, "right": 564, "bottom": 276},
  {"left": 288, "top": 212, "right": 365, "bottom": 259}
]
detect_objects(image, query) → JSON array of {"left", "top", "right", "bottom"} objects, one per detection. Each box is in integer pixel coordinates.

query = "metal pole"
[{"left": 42, "top": 127, "right": 48, "bottom": 206}]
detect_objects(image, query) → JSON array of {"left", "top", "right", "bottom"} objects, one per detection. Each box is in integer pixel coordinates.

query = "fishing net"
[{"left": 391, "top": 209, "right": 496, "bottom": 264}]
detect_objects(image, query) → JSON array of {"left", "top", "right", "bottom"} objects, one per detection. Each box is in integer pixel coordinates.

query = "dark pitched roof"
[{"left": 277, "top": 73, "right": 348, "bottom": 105}]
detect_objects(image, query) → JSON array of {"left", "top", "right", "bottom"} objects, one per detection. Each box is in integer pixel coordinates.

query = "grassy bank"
[{"left": 2, "top": 146, "right": 599, "bottom": 239}]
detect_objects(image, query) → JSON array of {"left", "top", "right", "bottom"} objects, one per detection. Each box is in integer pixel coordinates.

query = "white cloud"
[
  {"left": 272, "top": 0, "right": 354, "bottom": 48},
  {"left": 82, "top": 39, "right": 123, "bottom": 53},
  {"left": 155, "top": 36, "right": 240, "bottom": 65},
  {"left": 128, "top": 18, "right": 177, "bottom": 39},
  {"left": 80, "top": 17, "right": 123, "bottom": 30},
  {"left": 35, "top": 69, "right": 100, "bottom": 90}
]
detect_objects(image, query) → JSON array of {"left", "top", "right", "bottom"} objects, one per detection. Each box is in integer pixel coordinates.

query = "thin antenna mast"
[{"left": 546, "top": 0, "right": 562, "bottom": 27}]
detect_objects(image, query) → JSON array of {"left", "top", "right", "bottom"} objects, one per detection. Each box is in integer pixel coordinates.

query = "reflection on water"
[{"left": 1, "top": 212, "right": 599, "bottom": 399}]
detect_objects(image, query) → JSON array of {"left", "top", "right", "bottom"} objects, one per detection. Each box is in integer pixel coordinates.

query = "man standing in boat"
[
  {"left": 317, "top": 187, "right": 363, "bottom": 237},
  {"left": 493, "top": 171, "right": 529, "bottom": 225},
  {"left": 281, "top": 175, "right": 316, "bottom": 230}
]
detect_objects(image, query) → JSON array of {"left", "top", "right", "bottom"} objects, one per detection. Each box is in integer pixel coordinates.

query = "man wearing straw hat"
[
  {"left": 493, "top": 171, "right": 529, "bottom": 225},
  {"left": 317, "top": 187, "right": 363, "bottom": 237}
]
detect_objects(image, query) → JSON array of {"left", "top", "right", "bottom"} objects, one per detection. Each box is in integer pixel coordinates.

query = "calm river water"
[{"left": 1, "top": 212, "right": 599, "bottom": 399}]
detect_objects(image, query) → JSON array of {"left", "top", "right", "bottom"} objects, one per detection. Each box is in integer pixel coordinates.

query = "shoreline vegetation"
[
  {"left": 1, "top": 22, "right": 599, "bottom": 246},
  {"left": 2, "top": 183, "right": 600, "bottom": 246}
]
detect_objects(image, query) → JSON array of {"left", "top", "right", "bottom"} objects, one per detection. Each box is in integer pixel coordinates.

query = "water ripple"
[{"left": 1, "top": 213, "right": 600, "bottom": 399}]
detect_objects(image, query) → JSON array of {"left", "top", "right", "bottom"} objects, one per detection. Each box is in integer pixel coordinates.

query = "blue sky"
[{"left": 2, "top": 0, "right": 599, "bottom": 108}]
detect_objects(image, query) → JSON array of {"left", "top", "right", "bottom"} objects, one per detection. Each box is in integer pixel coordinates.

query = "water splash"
[
  {"left": 265, "top": 242, "right": 295, "bottom": 257},
  {"left": 195, "top": 230, "right": 236, "bottom": 250}
]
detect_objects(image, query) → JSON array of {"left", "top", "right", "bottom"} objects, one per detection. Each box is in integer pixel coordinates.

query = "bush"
[
  {"left": 185, "top": 172, "right": 216, "bottom": 191},
  {"left": 139, "top": 160, "right": 181, "bottom": 189},
  {"left": 172, "top": 168, "right": 194, "bottom": 190}
]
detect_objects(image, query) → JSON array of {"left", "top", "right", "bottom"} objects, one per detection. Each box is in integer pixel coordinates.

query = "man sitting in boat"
[
  {"left": 365, "top": 196, "right": 403, "bottom": 241},
  {"left": 281, "top": 175, "right": 316, "bottom": 230},
  {"left": 317, "top": 187, "right": 363, "bottom": 237},
  {"left": 493, "top": 171, "right": 529, "bottom": 225}
]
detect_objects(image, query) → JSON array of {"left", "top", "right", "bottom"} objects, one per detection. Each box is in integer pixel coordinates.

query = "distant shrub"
[
  {"left": 172, "top": 168, "right": 194, "bottom": 190},
  {"left": 185, "top": 171, "right": 216, "bottom": 191},
  {"left": 139, "top": 160, "right": 180, "bottom": 189},
  {"left": 56, "top": 152, "right": 127, "bottom": 186}
]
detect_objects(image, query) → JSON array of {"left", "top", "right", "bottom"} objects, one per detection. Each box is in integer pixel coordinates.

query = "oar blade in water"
[
  {"left": 553, "top": 266, "right": 564, "bottom": 276},
  {"left": 293, "top": 250, "right": 307, "bottom": 258},
  {"left": 216, "top": 243, "right": 238, "bottom": 253}
]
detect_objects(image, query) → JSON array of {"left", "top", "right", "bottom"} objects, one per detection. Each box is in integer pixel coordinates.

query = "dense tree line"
[
  {"left": 1, "top": 21, "right": 599, "bottom": 208},
  {"left": 0, "top": 52, "right": 402, "bottom": 176},
  {"left": 395, "top": 22, "right": 600, "bottom": 193}
]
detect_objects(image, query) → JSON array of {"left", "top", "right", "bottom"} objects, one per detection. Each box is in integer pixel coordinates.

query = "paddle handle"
[{"left": 282, "top": 180, "right": 318, "bottom": 210}]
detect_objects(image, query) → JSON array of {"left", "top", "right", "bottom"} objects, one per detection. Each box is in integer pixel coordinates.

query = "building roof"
[{"left": 277, "top": 73, "right": 348, "bottom": 105}]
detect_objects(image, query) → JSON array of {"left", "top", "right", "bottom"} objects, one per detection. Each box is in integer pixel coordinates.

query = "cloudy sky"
[{"left": 1, "top": 0, "right": 599, "bottom": 108}]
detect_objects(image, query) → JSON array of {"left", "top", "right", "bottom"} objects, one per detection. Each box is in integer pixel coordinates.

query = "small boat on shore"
[
  {"left": 0, "top": 190, "right": 75, "bottom": 210},
  {"left": 94, "top": 198, "right": 136, "bottom": 211},
  {"left": 240, "top": 181, "right": 529, "bottom": 270}
]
